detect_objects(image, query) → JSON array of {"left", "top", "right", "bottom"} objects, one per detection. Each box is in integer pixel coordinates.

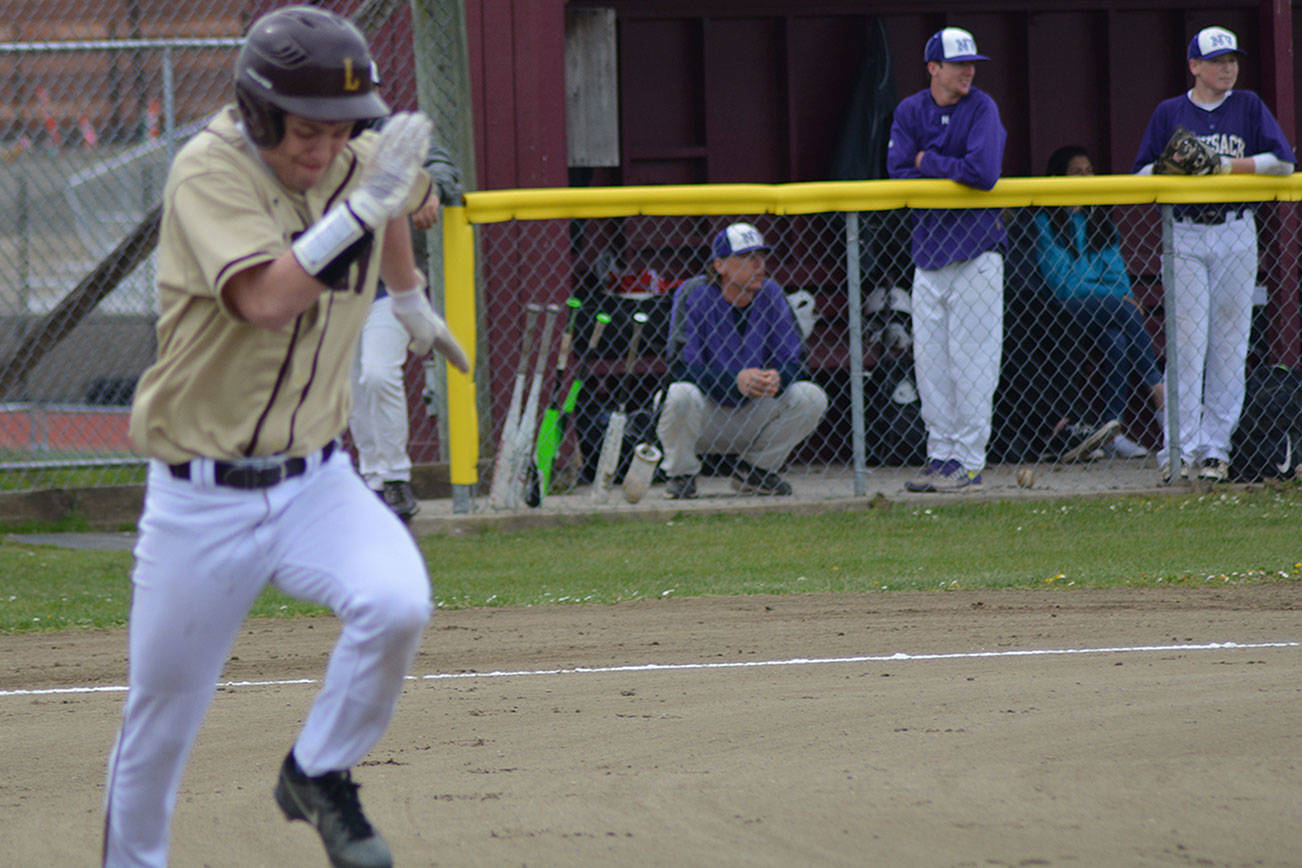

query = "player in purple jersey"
[
  {"left": 657, "top": 223, "right": 828, "bottom": 499},
  {"left": 888, "top": 27, "right": 1007, "bottom": 493},
  {"left": 1133, "top": 26, "right": 1296, "bottom": 483}
]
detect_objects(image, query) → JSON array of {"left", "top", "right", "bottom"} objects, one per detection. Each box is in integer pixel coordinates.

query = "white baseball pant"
[
  {"left": 1161, "top": 212, "right": 1257, "bottom": 464},
  {"left": 350, "top": 295, "right": 413, "bottom": 489},
  {"left": 102, "top": 450, "right": 431, "bottom": 867},
  {"left": 656, "top": 380, "right": 828, "bottom": 478},
  {"left": 910, "top": 251, "right": 1004, "bottom": 473}
]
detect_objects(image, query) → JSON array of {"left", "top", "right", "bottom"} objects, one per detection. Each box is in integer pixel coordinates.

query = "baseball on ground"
[{"left": 1016, "top": 468, "right": 1035, "bottom": 488}]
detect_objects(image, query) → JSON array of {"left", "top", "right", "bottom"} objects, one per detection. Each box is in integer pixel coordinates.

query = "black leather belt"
[
  {"left": 1180, "top": 209, "right": 1246, "bottom": 225},
  {"left": 169, "top": 441, "right": 336, "bottom": 489}
]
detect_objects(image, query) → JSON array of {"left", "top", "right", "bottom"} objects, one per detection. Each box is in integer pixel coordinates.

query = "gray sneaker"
[
  {"left": 905, "top": 459, "right": 953, "bottom": 493},
  {"left": 930, "top": 463, "right": 983, "bottom": 492},
  {"left": 275, "top": 751, "right": 393, "bottom": 868}
]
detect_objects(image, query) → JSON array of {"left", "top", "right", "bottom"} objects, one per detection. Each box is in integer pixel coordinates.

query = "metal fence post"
[
  {"left": 1160, "top": 204, "right": 1180, "bottom": 482},
  {"left": 845, "top": 211, "right": 867, "bottom": 496},
  {"left": 162, "top": 45, "right": 176, "bottom": 166}
]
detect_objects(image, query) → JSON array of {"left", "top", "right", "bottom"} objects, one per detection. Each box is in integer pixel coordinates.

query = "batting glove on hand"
[
  {"left": 390, "top": 285, "right": 470, "bottom": 373},
  {"left": 347, "top": 112, "right": 433, "bottom": 229}
]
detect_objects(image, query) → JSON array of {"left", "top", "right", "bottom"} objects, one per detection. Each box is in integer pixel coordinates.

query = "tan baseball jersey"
[{"left": 129, "top": 106, "right": 433, "bottom": 464}]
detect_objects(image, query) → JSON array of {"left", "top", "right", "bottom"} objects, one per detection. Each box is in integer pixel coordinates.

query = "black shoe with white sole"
[
  {"left": 274, "top": 751, "right": 393, "bottom": 868},
  {"left": 1198, "top": 458, "right": 1229, "bottom": 482}
]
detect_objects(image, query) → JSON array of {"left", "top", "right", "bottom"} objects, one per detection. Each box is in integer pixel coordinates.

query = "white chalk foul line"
[
  {"left": 418, "top": 640, "right": 1300, "bottom": 680},
  {"left": 2, "top": 641, "right": 1296, "bottom": 698}
]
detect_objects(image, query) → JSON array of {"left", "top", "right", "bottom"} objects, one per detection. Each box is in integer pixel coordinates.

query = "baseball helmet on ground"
[{"left": 235, "top": 5, "right": 390, "bottom": 148}]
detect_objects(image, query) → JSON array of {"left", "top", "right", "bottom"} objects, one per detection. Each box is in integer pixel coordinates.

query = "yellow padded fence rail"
[{"left": 460, "top": 175, "right": 1302, "bottom": 224}]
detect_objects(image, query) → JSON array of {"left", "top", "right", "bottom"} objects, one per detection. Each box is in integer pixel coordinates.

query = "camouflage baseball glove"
[{"left": 1153, "top": 126, "right": 1225, "bottom": 175}]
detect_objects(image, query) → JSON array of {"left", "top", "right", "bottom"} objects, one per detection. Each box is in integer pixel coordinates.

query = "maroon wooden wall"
[{"left": 465, "top": 1, "right": 1298, "bottom": 189}]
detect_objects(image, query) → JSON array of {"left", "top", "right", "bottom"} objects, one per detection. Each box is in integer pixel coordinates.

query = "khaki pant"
[{"left": 656, "top": 380, "right": 828, "bottom": 478}]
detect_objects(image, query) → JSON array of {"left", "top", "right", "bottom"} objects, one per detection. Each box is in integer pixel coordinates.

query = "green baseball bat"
[
  {"left": 529, "top": 307, "right": 610, "bottom": 505},
  {"left": 526, "top": 298, "right": 582, "bottom": 506}
]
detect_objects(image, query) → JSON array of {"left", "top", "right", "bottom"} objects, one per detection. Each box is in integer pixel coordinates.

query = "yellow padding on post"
[{"left": 441, "top": 205, "right": 478, "bottom": 487}]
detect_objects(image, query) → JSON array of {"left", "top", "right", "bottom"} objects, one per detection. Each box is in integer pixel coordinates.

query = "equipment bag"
[{"left": 1229, "top": 365, "right": 1302, "bottom": 482}]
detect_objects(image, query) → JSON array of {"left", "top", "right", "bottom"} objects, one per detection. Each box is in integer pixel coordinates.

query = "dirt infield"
[{"left": 2, "top": 586, "right": 1299, "bottom": 867}]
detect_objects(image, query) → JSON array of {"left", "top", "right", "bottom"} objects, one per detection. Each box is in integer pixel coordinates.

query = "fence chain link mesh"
[
  {"left": 0, "top": 0, "right": 465, "bottom": 492},
  {"left": 476, "top": 198, "right": 1300, "bottom": 507}
]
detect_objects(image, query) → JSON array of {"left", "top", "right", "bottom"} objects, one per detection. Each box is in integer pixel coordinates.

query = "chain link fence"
[
  {"left": 2, "top": 4, "right": 1299, "bottom": 507},
  {"left": 469, "top": 188, "right": 1302, "bottom": 507},
  {"left": 0, "top": 0, "right": 467, "bottom": 491}
]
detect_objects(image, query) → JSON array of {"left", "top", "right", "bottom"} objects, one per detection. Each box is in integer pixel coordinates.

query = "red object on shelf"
[{"left": 611, "top": 268, "right": 681, "bottom": 296}]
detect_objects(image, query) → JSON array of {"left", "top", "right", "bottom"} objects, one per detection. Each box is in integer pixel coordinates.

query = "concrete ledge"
[
  {"left": 0, "top": 484, "right": 145, "bottom": 530},
  {"left": 0, "top": 458, "right": 1247, "bottom": 538},
  {"left": 0, "top": 461, "right": 472, "bottom": 530}
]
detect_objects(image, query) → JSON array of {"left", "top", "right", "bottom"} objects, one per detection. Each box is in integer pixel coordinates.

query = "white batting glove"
[
  {"left": 347, "top": 112, "right": 433, "bottom": 229},
  {"left": 390, "top": 285, "right": 470, "bottom": 373}
]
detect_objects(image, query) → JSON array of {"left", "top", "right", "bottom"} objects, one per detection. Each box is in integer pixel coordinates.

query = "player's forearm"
[
  {"left": 379, "top": 216, "right": 422, "bottom": 291},
  {"left": 1233, "top": 154, "right": 1294, "bottom": 175},
  {"left": 221, "top": 253, "right": 333, "bottom": 331}
]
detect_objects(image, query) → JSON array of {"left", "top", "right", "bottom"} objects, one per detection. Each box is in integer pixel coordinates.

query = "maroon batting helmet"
[{"left": 235, "top": 5, "right": 390, "bottom": 148}]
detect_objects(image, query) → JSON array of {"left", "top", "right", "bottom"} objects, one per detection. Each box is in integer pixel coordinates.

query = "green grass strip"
[{"left": 1, "top": 487, "right": 1299, "bottom": 633}]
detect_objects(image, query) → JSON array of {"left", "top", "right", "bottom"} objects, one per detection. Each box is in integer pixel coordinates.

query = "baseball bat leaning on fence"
[
  {"left": 508, "top": 303, "right": 560, "bottom": 507},
  {"left": 554, "top": 311, "right": 612, "bottom": 493},
  {"left": 488, "top": 303, "right": 542, "bottom": 510},
  {"left": 525, "top": 297, "right": 581, "bottom": 507},
  {"left": 591, "top": 311, "right": 647, "bottom": 504}
]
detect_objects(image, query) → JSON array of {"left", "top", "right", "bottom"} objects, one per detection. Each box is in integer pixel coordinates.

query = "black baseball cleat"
[
  {"left": 378, "top": 480, "right": 420, "bottom": 522},
  {"left": 274, "top": 751, "right": 393, "bottom": 868},
  {"left": 730, "top": 460, "right": 793, "bottom": 496}
]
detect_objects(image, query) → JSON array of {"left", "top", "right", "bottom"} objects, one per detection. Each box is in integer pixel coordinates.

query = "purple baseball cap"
[
  {"left": 1188, "top": 26, "right": 1245, "bottom": 60},
  {"left": 712, "top": 222, "right": 770, "bottom": 259},
  {"left": 924, "top": 27, "right": 990, "bottom": 63}
]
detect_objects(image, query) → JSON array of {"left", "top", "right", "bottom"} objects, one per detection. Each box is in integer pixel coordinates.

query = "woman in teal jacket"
[{"left": 1035, "top": 145, "right": 1164, "bottom": 457}]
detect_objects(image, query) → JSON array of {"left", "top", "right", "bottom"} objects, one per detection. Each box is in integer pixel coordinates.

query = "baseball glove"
[{"left": 1153, "top": 126, "right": 1223, "bottom": 175}]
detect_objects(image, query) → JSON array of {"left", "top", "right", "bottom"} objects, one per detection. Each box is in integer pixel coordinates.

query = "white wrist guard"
[{"left": 291, "top": 204, "right": 373, "bottom": 283}]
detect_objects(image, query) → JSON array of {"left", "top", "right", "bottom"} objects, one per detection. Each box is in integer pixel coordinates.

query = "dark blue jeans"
[{"left": 1060, "top": 295, "right": 1162, "bottom": 425}]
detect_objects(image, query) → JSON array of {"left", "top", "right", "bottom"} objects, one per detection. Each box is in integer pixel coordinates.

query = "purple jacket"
[
  {"left": 671, "top": 276, "right": 805, "bottom": 408},
  {"left": 887, "top": 86, "right": 1007, "bottom": 269}
]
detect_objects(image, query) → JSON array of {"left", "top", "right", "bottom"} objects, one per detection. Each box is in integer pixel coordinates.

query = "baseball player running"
[
  {"left": 888, "top": 27, "right": 1007, "bottom": 492},
  {"left": 102, "top": 7, "right": 468, "bottom": 867},
  {"left": 1132, "top": 26, "right": 1295, "bottom": 482}
]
